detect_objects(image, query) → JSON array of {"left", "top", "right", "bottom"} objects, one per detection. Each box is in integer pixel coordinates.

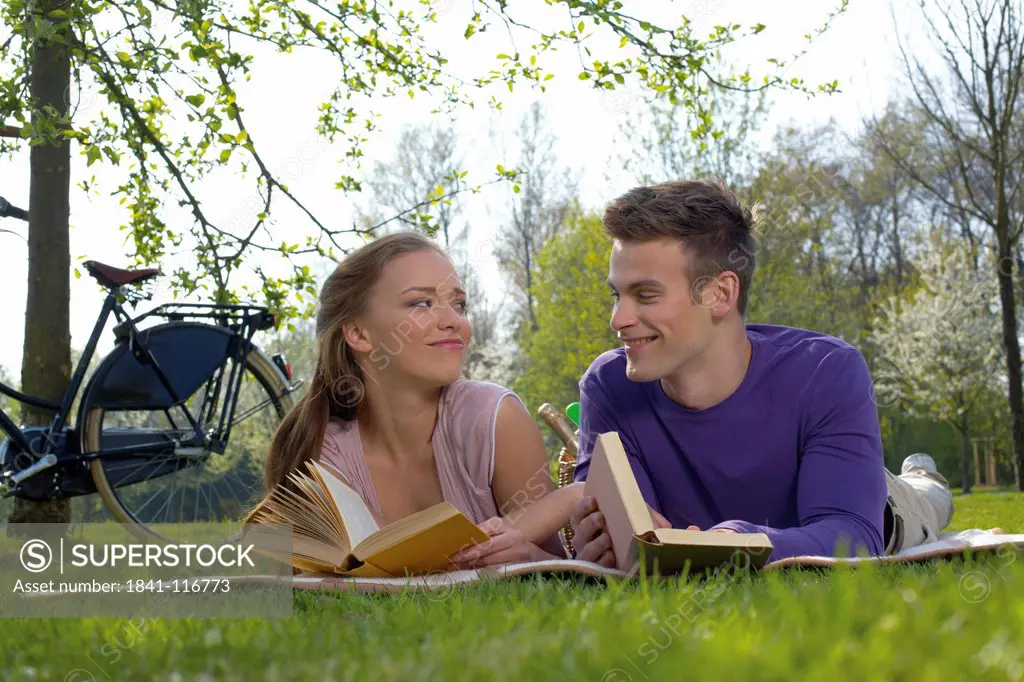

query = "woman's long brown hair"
[{"left": 263, "top": 231, "right": 447, "bottom": 491}]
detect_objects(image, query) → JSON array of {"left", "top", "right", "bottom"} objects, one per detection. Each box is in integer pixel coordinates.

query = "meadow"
[{"left": 0, "top": 491, "right": 1022, "bottom": 682}]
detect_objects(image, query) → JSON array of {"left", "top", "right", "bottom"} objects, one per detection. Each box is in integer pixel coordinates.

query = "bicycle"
[{"left": 0, "top": 195, "right": 303, "bottom": 544}]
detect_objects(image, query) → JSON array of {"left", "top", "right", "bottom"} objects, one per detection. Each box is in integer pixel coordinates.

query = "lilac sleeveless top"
[{"left": 318, "top": 379, "right": 522, "bottom": 524}]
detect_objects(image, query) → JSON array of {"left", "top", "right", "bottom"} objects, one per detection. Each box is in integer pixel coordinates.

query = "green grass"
[
  {"left": 2, "top": 494, "right": 1024, "bottom": 682},
  {"left": 948, "top": 488, "right": 1024, "bottom": 532}
]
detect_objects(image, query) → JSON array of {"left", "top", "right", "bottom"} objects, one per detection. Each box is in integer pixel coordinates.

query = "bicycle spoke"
[
  {"left": 103, "top": 453, "right": 173, "bottom": 491},
  {"left": 200, "top": 481, "right": 219, "bottom": 523},
  {"left": 227, "top": 394, "right": 279, "bottom": 429},
  {"left": 221, "top": 469, "right": 257, "bottom": 513},
  {"left": 131, "top": 485, "right": 168, "bottom": 520},
  {"left": 177, "top": 478, "right": 187, "bottom": 525},
  {"left": 192, "top": 479, "right": 199, "bottom": 527},
  {"left": 145, "top": 480, "right": 178, "bottom": 526}
]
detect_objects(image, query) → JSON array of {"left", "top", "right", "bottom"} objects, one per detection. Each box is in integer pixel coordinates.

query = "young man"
[{"left": 568, "top": 180, "right": 955, "bottom": 565}]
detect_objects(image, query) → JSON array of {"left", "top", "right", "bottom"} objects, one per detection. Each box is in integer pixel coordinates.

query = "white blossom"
[{"left": 870, "top": 234, "right": 1002, "bottom": 424}]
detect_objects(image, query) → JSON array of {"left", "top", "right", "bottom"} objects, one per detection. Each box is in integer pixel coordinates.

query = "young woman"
[{"left": 264, "top": 231, "right": 580, "bottom": 568}]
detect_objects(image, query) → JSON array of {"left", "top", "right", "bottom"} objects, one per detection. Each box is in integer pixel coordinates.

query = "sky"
[{"left": 0, "top": 0, "right": 920, "bottom": 379}]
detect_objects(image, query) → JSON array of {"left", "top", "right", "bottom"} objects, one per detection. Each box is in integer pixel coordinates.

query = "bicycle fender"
[{"left": 78, "top": 322, "right": 239, "bottom": 411}]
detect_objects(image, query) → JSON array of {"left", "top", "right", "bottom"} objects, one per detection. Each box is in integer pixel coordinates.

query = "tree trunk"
[
  {"left": 959, "top": 416, "right": 972, "bottom": 495},
  {"left": 891, "top": 194, "right": 904, "bottom": 287},
  {"left": 1016, "top": 245, "right": 1024, "bottom": 480},
  {"left": 1015, "top": 448, "right": 1022, "bottom": 490},
  {"left": 525, "top": 234, "right": 537, "bottom": 332},
  {"left": 8, "top": 0, "right": 73, "bottom": 527},
  {"left": 995, "top": 214, "right": 1024, "bottom": 492}
]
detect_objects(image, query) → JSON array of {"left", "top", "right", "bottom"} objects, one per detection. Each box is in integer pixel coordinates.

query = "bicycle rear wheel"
[{"left": 80, "top": 346, "right": 294, "bottom": 544}]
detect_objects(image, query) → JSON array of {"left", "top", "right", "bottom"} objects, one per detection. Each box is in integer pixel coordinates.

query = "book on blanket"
[
  {"left": 585, "top": 432, "right": 775, "bottom": 573},
  {"left": 243, "top": 459, "right": 489, "bottom": 578}
]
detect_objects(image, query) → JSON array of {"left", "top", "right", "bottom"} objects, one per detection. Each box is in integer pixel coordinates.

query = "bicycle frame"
[{"left": 0, "top": 289, "right": 118, "bottom": 458}]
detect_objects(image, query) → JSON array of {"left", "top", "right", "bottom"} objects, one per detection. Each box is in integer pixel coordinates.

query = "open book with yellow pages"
[
  {"left": 584, "top": 432, "right": 775, "bottom": 574},
  {"left": 243, "top": 459, "right": 489, "bottom": 578}
]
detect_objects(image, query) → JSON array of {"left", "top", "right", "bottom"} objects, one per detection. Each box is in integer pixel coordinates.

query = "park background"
[
  {"left": 1, "top": 0, "right": 1022, "bottom": 529},
  {"left": 3, "top": 2, "right": 1024, "bottom": 680}
]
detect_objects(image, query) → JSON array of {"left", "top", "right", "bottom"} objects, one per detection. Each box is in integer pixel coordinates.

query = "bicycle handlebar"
[{"left": 0, "top": 196, "right": 28, "bottom": 221}]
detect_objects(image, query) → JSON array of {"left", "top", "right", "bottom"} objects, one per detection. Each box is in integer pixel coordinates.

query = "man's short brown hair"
[{"left": 602, "top": 179, "right": 757, "bottom": 315}]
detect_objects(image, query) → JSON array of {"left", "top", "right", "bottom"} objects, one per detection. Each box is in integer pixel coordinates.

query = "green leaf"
[
  {"left": 185, "top": 93, "right": 206, "bottom": 107},
  {"left": 85, "top": 146, "right": 102, "bottom": 166}
]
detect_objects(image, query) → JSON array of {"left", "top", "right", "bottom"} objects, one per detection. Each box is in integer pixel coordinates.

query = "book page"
[
  {"left": 651, "top": 528, "right": 773, "bottom": 550},
  {"left": 274, "top": 484, "right": 340, "bottom": 546},
  {"left": 246, "top": 477, "right": 340, "bottom": 546},
  {"left": 583, "top": 432, "right": 654, "bottom": 571},
  {"left": 289, "top": 472, "right": 347, "bottom": 546},
  {"left": 311, "top": 461, "right": 380, "bottom": 547},
  {"left": 597, "top": 433, "right": 655, "bottom": 536}
]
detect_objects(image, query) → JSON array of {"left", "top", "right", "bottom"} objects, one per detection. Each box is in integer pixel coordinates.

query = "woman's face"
[{"left": 347, "top": 249, "right": 472, "bottom": 388}]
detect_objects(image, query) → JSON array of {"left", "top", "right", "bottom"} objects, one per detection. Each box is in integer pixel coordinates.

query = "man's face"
[{"left": 607, "top": 237, "right": 716, "bottom": 382}]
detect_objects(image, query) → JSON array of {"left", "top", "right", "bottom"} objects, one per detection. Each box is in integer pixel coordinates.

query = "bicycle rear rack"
[{"left": 116, "top": 302, "right": 276, "bottom": 336}]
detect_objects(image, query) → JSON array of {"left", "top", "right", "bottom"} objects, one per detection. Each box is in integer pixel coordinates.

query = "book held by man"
[
  {"left": 583, "top": 431, "right": 775, "bottom": 574},
  {"left": 243, "top": 459, "right": 489, "bottom": 578}
]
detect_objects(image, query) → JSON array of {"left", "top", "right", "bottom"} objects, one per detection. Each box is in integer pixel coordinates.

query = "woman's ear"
[{"left": 342, "top": 320, "right": 373, "bottom": 354}]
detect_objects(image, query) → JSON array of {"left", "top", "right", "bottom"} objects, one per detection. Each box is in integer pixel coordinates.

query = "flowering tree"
[{"left": 871, "top": 232, "right": 1002, "bottom": 492}]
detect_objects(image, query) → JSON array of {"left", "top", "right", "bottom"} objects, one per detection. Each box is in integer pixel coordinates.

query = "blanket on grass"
[{"left": 214, "top": 529, "right": 1024, "bottom": 595}]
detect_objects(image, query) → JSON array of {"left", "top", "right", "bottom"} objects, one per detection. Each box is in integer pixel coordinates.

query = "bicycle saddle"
[{"left": 83, "top": 260, "right": 161, "bottom": 288}]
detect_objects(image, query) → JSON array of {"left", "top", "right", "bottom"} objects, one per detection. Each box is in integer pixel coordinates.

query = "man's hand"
[
  {"left": 686, "top": 524, "right": 737, "bottom": 534},
  {"left": 569, "top": 496, "right": 611, "bottom": 566},
  {"left": 651, "top": 507, "right": 671, "bottom": 528},
  {"left": 570, "top": 496, "right": 671, "bottom": 567}
]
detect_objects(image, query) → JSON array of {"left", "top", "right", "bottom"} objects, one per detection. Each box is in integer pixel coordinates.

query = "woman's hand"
[{"left": 448, "top": 516, "right": 549, "bottom": 569}]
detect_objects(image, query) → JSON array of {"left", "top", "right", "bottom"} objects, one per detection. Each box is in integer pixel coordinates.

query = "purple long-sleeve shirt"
[{"left": 573, "top": 323, "right": 887, "bottom": 563}]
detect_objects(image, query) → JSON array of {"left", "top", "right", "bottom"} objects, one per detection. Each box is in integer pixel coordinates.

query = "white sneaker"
[{"left": 902, "top": 453, "right": 939, "bottom": 476}]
